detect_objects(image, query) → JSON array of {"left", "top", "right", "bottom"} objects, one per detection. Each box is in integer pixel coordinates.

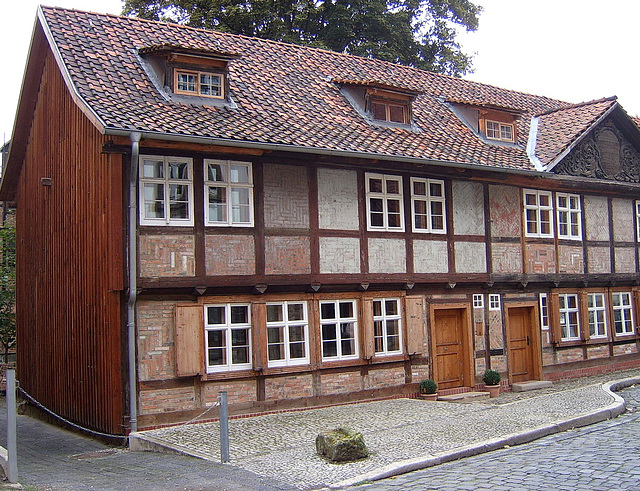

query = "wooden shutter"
[
  {"left": 251, "top": 301, "right": 267, "bottom": 371},
  {"left": 175, "top": 303, "right": 204, "bottom": 377},
  {"left": 548, "top": 293, "right": 561, "bottom": 344},
  {"left": 362, "top": 297, "right": 374, "bottom": 360},
  {"left": 579, "top": 292, "right": 590, "bottom": 342},
  {"left": 405, "top": 296, "right": 426, "bottom": 356}
]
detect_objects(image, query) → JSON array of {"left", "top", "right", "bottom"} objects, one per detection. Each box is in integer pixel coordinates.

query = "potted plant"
[
  {"left": 483, "top": 369, "right": 501, "bottom": 398},
  {"left": 418, "top": 379, "right": 438, "bottom": 401}
]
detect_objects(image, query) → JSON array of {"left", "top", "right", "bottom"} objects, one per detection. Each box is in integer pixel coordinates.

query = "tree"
[
  {"left": 123, "top": 0, "right": 482, "bottom": 76},
  {"left": 0, "top": 222, "right": 15, "bottom": 364}
]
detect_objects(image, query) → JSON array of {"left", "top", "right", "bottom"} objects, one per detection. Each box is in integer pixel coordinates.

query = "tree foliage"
[
  {"left": 0, "top": 222, "right": 15, "bottom": 364},
  {"left": 123, "top": 0, "right": 482, "bottom": 76}
]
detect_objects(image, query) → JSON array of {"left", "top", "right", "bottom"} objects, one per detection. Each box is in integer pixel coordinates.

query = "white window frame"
[
  {"left": 266, "top": 301, "right": 309, "bottom": 368},
  {"left": 636, "top": 201, "right": 640, "bottom": 241},
  {"left": 473, "top": 294, "right": 484, "bottom": 309},
  {"left": 524, "top": 189, "right": 554, "bottom": 238},
  {"left": 612, "top": 292, "right": 635, "bottom": 336},
  {"left": 558, "top": 293, "right": 580, "bottom": 341},
  {"left": 410, "top": 177, "right": 446, "bottom": 234},
  {"left": 175, "top": 69, "right": 225, "bottom": 99},
  {"left": 539, "top": 293, "right": 549, "bottom": 330},
  {"left": 373, "top": 298, "right": 403, "bottom": 356},
  {"left": 139, "top": 155, "right": 194, "bottom": 226},
  {"left": 365, "top": 173, "right": 405, "bottom": 232},
  {"left": 556, "top": 193, "right": 582, "bottom": 240},
  {"left": 485, "top": 120, "right": 514, "bottom": 142},
  {"left": 319, "top": 300, "right": 359, "bottom": 361},
  {"left": 204, "top": 303, "right": 252, "bottom": 373},
  {"left": 489, "top": 294, "right": 501, "bottom": 311},
  {"left": 204, "top": 160, "right": 254, "bottom": 227},
  {"left": 587, "top": 293, "right": 607, "bottom": 339}
]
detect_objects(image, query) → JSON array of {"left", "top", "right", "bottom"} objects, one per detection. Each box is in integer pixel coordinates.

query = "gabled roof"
[{"left": 5, "top": 5, "right": 640, "bottom": 192}]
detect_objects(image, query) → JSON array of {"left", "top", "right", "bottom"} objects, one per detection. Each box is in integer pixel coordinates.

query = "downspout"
[{"left": 128, "top": 132, "right": 142, "bottom": 434}]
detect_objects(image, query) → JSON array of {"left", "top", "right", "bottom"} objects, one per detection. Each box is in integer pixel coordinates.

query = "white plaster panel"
[
  {"left": 587, "top": 247, "right": 611, "bottom": 274},
  {"left": 263, "top": 164, "right": 309, "bottom": 229},
  {"left": 368, "top": 238, "right": 406, "bottom": 274},
  {"left": 455, "top": 242, "right": 487, "bottom": 273},
  {"left": 317, "top": 168, "right": 359, "bottom": 230},
  {"left": 452, "top": 180, "right": 485, "bottom": 236},
  {"left": 413, "top": 240, "right": 448, "bottom": 273},
  {"left": 584, "top": 195, "right": 609, "bottom": 241},
  {"left": 612, "top": 198, "right": 634, "bottom": 242},
  {"left": 319, "top": 237, "right": 361, "bottom": 274}
]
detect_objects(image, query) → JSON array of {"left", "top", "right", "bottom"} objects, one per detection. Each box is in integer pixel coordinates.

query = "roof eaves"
[{"left": 546, "top": 102, "right": 619, "bottom": 172}]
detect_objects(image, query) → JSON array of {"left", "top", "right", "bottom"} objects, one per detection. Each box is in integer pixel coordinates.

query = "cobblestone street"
[{"left": 354, "top": 384, "right": 640, "bottom": 490}]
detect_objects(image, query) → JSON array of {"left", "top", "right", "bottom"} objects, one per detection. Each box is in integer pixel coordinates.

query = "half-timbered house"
[{"left": 2, "top": 7, "right": 640, "bottom": 435}]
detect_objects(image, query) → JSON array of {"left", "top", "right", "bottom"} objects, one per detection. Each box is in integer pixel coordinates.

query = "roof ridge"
[
  {"left": 40, "top": 5, "right": 568, "bottom": 108},
  {"left": 537, "top": 96, "right": 617, "bottom": 117}
]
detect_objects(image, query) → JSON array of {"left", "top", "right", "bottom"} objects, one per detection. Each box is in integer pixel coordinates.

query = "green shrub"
[
  {"left": 483, "top": 369, "right": 501, "bottom": 386},
  {"left": 419, "top": 379, "right": 438, "bottom": 394}
]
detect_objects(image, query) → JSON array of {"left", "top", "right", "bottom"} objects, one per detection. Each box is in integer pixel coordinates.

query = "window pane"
[
  {"left": 287, "top": 303, "right": 305, "bottom": 321},
  {"left": 289, "top": 341, "right": 305, "bottom": 359},
  {"left": 371, "top": 101, "right": 386, "bottom": 120},
  {"left": 168, "top": 162, "right": 188, "bottom": 179},
  {"left": 266, "top": 304, "right": 282, "bottom": 323},
  {"left": 143, "top": 160, "right": 163, "bottom": 178},
  {"left": 321, "top": 303, "right": 335, "bottom": 320},
  {"left": 267, "top": 326, "right": 283, "bottom": 344},
  {"left": 369, "top": 178, "right": 383, "bottom": 193},
  {"left": 143, "top": 183, "right": 165, "bottom": 218},
  {"left": 387, "top": 319, "right": 399, "bottom": 335},
  {"left": 339, "top": 302, "right": 353, "bottom": 318},
  {"left": 232, "top": 346, "right": 249, "bottom": 364},
  {"left": 268, "top": 343, "right": 284, "bottom": 361},
  {"left": 230, "top": 306, "right": 248, "bottom": 324},
  {"left": 323, "top": 340, "right": 338, "bottom": 358},
  {"left": 289, "top": 325, "right": 305, "bottom": 343},
  {"left": 385, "top": 300, "right": 398, "bottom": 315},
  {"left": 386, "top": 180, "right": 400, "bottom": 195},
  {"left": 341, "top": 338, "right": 355, "bottom": 356},
  {"left": 387, "top": 335, "right": 400, "bottom": 352},
  {"left": 322, "top": 324, "right": 337, "bottom": 341},
  {"left": 177, "top": 72, "right": 196, "bottom": 92},
  {"left": 388, "top": 104, "right": 406, "bottom": 123},
  {"left": 231, "top": 328, "right": 248, "bottom": 346},
  {"left": 429, "top": 182, "right": 443, "bottom": 197},
  {"left": 413, "top": 181, "right": 426, "bottom": 196},
  {"left": 207, "top": 306, "right": 225, "bottom": 325},
  {"left": 373, "top": 300, "right": 382, "bottom": 317},
  {"left": 230, "top": 164, "right": 250, "bottom": 183},
  {"left": 207, "top": 163, "right": 225, "bottom": 182}
]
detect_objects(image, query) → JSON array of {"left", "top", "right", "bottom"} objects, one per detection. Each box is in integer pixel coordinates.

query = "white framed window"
[
  {"left": 539, "top": 293, "right": 549, "bottom": 330},
  {"left": 524, "top": 189, "right": 553, "bottom": 238},
  {"left": 636, "top": 201, "right": 640, "bottom": 241},
  {"left": 587, "top": 293, "right": 607, "bottom": 339},
  {"left": 558, "top": 294, "right": 580, "bottom": 341},
  {"left": 556, "top": 193, "right": 582, "bottom": 240},
  {"left": 473, "top": 294, "right": 484, "bottom": 309},
  {"left": 139, "top": 155, "right": 194, "bottom": 226},
  {"left": 411, "top": 178, "right": 446, "bottom": 233},
  {"left": 266, "top": 302, "right": 309, "bottom": 367},
  {"left": 489, "top": 294, "right": 501, "bottom": 311},
  {"left": 320, "top": 300, "right": 359, "bottom": 361},
  {"left": 373, "top": 298, "right": 402, "bottom": 355},
  {"left": 366, "top": 173, "right": 404, "bottom": 231},
  {"left": 612, "top": 292, "right": 634, "bottom": 336},
  {"left": 205, "top": 304, "right": 252, "bottom": 373},
  {"left": 205, "top": 160, "right": 254, "bottom": 226},
  {"left": 486, "top": 120, "right": 514, "bottom": 142},
  {"left": 175, "top": 69, "right": 224, "bottom": 98}
]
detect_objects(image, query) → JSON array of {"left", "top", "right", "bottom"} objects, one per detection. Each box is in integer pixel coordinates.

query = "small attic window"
[
  {"left": 175, "top": 70, "right": 224, "bottom": 98},
  {"left": 486, "top": 120, "right": 514, "bottom": 142},
  {"left": 371, "top": 99, "right": 409, "bottom": 124}
]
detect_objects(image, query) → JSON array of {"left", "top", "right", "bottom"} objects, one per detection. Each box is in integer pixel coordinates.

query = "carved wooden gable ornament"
[{"left": 554, "top": 118, "right": 640, "bottom": 182}]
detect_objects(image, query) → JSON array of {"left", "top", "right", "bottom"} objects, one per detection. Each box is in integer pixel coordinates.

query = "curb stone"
[{"left": 330, "top": 377, "right": 638, "bottom": 489}]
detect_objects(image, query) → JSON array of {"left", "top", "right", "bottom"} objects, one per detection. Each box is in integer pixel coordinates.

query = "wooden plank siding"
[{"left": 15, "top": 49, "right": 125, "bottom": 435}]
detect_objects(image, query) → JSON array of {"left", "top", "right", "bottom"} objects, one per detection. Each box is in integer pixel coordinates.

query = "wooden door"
[
  {"left": 433, "top": 308, "right": 466, "bottom": 389},
  {"left": 507, "top": 306, "right": 536, "bottom": 383}
]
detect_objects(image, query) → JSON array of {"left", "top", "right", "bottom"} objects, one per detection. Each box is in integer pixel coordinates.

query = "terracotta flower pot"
[
  {"left": 486, "top": 385, "right": 501, "bottom": 398},
  {"left": 419, "top": 392, "right": 438, "bottom": 401}
]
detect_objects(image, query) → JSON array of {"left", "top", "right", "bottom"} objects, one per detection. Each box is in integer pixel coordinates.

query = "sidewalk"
[
  {"left": 2, "top": 369, "right": 639, "bottom": 490},
  {"left": 135, "top": 370, "right": 640, "bottom": 489}
]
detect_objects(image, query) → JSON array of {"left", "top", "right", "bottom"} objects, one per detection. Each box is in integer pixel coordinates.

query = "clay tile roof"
[
  {"left": 534, "top": 97, "right": 618, "bottom": 166},
  {"left": 138, "top": 43, "right": 241, "bottom": 59},
  {"left": 35, "top": 6, "right": 625, "bottom": 173}
]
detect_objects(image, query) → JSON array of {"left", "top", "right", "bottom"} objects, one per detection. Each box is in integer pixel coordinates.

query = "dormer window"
[
  {"left": 371, "top": 98, "right": 409, "bottom": 124},
  {"left": 486, "top": 120, "right": 514, "bottom": 142},
  {"left": 175, "top": 70, "right": 224, "bottom": 98}
]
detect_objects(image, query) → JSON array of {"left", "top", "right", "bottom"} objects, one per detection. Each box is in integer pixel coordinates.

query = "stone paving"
[
  {"left": 139, "top": 371, "right": 634, "bottom": 490},
  {"left": 354, "top": 383, "right": 640, "bottom": 490}
]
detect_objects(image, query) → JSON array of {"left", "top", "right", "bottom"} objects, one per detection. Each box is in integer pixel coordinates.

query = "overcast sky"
[{"left": 2, "top": 0, "right": 639, "bottom": 145}]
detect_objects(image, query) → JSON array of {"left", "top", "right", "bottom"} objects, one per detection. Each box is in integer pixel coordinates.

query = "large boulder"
[{"left": 315, "top": 428, "right": 369, "bottom": 462}]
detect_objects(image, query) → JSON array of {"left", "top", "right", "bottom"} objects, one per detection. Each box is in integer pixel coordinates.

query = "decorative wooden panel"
[
  {"left": 361, "top": 297, "right": 374, "bottom": 360},
  {"left": 175, "top": 304, "right": 204, "bottom": 377},
  {"left": 405, "top": 296, "right": 426, "bottom": 356}
]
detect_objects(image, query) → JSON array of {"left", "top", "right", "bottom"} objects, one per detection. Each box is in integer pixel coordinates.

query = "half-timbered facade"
[{"left": 2, "top": 7, "right": 640, "bottom": 434}]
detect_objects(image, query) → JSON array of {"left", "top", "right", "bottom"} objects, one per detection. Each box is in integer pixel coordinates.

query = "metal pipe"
[
  {"left": 219, "top": 391, "right": 229, "bottom": 462},
  {"left": 127, "top": 132, "right": 142, "bottom": 434},
  {"left": 6, "top": 368, "right": 17, "bottom": 482}
]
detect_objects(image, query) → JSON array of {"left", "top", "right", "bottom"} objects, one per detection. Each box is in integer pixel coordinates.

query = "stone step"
[
  {"left": 438, "top": 391, "right": 490, "bottom": 402},
  {"left": 511, "top": 380, "right": 553, "bottom": 392}
]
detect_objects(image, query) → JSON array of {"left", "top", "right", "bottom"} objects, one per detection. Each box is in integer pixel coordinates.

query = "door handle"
[{"left": 527, "top": 336, "right": 530, "bottom": 346}]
